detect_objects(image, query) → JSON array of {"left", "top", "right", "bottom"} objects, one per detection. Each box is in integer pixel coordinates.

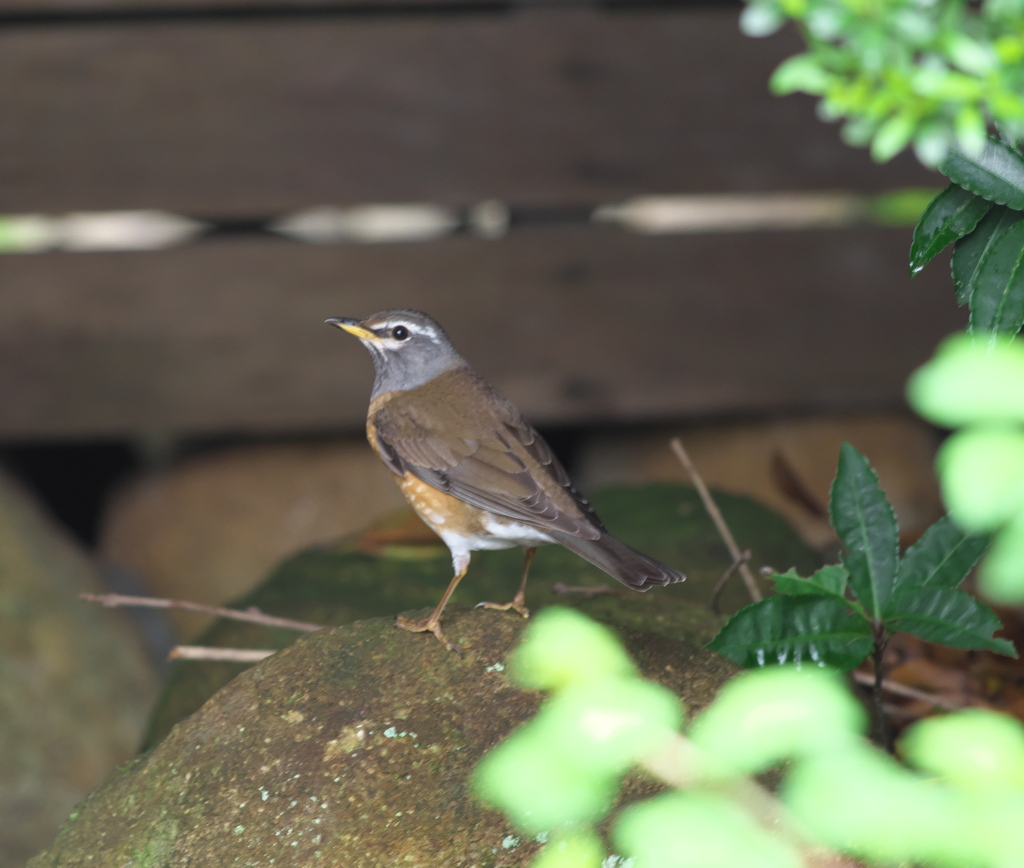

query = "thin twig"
[
  {"left": 670, "top": 438, "right": 763, "bottom": 603},
  {"left": 709, "top": 550, "right": 752, "bottom": 614},
  {"left": 551, "top": 582, "right": 614, "bottom": 598},
  {"left": 79, "top": 592, "right": 323, "bottom": 633},
  {"left": 851, "top": 669, "right": 961, "bottom": 711},
  {"left": 169, "top": 646, "right": 277, "bottom": 663}
]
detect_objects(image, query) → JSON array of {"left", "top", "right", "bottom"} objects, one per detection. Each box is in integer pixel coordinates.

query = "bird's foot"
[
  {"left": 475, "top": 594, "right": 530, "bottom": 619},
  {"left": 395, "top": 614, "right": 462, "bottom": 654}
]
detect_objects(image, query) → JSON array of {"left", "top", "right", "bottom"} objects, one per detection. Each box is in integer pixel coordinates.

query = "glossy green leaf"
[
  {"left": 771, "top": 565, "right": 848, "bottom": 598},
  {"left": 509, "top": 607, "right": 636, "bottom": 692},
  {"left": 979, "top": 510, "right": 1024, "bottom": 603},
  {"left": 902, "top": 709, "right": 1024, "bottom": 789},
  {"left": 830, "top": 443, "right": 900, "bottom": 618},
  {"left": 884, "top": 585, "right": 1016, "bottom": 655},
  {"left": 896, "top": 515, "right": 989, "bottom": 589},
  {"left": 936, "top": 427, "right": 1024, "bottom": 531},
  {"left": 533, "top": 831, "right": 605, "bottom": 868},
  {"left": 706, "top": 595, "right": 873, "bottom": 671},
  {"left": 614, "top": 792, "right": 801, "bottom": 868},
  {"left": 688, "top": 666, "right": 865, "bottom": 776},
  {"left": 940, "top": 138, "right": 1024, "bottom": 209},
  {"left": 474, "top": 728, "right": 616, "bottom": 834},
  {"left": 951, "top": 206, "right": 1024, "bottom": 306},
  {"left": 969, "top": 217, "right": 1024, "bottom": 333},
  {"left": 906, "top": 331, "right": 1024, "bottom": 425},
  {"left": 539, "top": 677, "right": 682, "bottom": 776},
  {"left": 909, "top": 184, "right": 993, "bottom": 274}
]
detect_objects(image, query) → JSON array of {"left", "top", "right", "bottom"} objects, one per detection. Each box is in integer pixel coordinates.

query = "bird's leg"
[
  {"left": 395, "top": 556, "right": 469, "bottom": 653},
  {"left": 476, "top": 546, "right": 535, "bottom": 619}
]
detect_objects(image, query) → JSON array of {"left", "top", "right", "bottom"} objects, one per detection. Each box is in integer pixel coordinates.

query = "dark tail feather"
[{"left": 551, "top": 532, "right": 686, "bottom": 591}]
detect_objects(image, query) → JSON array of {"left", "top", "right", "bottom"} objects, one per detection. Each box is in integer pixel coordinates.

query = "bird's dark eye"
[{"left": 392, "top": 326, "right": 409, "bottom": 341}]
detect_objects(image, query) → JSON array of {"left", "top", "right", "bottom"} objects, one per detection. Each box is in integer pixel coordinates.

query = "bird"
[{"left": 327, "top": 309, "right": 685, "bottom": 651}]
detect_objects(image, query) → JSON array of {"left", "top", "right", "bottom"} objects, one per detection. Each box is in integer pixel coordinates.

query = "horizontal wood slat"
[
  {"left": 0, "top": 226, "right": 959, "bottom": 438},
  {"left": 0, "top": 10, "right": 933, "bottom": 214}
]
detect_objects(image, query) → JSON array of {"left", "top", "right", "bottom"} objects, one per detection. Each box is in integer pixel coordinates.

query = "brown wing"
[{"left": 371, "top": 369, "right": 605, "bottom": 540}]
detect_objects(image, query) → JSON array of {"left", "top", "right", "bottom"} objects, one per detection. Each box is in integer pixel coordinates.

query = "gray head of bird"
[{"left": 326, "top": 309, "right": 468, "bottom": 397}]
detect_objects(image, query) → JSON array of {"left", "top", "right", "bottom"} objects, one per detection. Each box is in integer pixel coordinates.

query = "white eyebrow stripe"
[{"left": 373, "top": 320, "right": 438, "bottom": 339}]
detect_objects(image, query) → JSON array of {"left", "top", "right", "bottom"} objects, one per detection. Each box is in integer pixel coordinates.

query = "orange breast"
[
  {"left": 394, "top": 473, "right": 487, "bottom": 538},
  {"left": 366, "top": 411, "right": 487, "bottom": 538}
]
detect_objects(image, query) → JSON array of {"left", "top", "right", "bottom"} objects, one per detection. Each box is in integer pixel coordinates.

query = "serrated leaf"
[
  {"left": 896, "top": 515, "right": 989, "bottom": 591},
  {"left": 706, "top": 596, "right": 873, "bottom": 671},
  {"left": 771, "top": 565, "right": 849, "bottom": 598},
  {"left": 940, "top": 138, "right": 1024, "bottom": 209},
  {"left": 910, "top": 184, "right": 993, "bottom": 274},
  {"left": 951, "top": 206, "right": 1023, "bottom": 306},
  {"left": 830, "top": 443, "right": 900, "bottom": 619},
  {"left": 884, "top": 585, "right": 1017, "bottom": 656},
  {"left": 968, "top": 218, "right": 1024, "bottom": 334}
]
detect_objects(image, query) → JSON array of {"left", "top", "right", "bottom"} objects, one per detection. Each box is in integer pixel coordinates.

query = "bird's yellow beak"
[{"left": 325, "top": 317, "right": 378, "bottom": 341}]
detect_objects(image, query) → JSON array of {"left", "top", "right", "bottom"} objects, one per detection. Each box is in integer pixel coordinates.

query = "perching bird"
[{"left": 327, "top": 310, "right": 685, "bottom": 650}]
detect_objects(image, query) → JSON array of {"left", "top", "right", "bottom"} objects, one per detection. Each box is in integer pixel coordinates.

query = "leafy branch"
[{"left": 707, "top": 442, "right": 1013, "bottom": 746}]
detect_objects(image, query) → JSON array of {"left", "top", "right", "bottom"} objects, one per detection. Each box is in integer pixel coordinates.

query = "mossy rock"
[
  {"left": 144, "top": 484, "right": 818, "bottom": 748},
  {"left": 30, "top": 610, "right": 739, "bottom": 868}
]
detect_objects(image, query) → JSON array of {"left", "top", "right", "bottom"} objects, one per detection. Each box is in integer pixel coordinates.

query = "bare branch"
[
  {"left": 670, "top": 438, "right": 763, "bottom": 603},
  {"left": 710, "top": 550, "right": 752, "bottom": 614},
  {"left": 79, "top": 592, "right": 323, "bottom": 633},
  {"left": 169, "top": 645, "right": 277, "bottom": 663},
  {"left": 850, "top": 669, "right": 960, "bottom": 711}
]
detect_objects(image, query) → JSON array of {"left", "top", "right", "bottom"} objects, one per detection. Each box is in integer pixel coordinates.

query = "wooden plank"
[
  {"left": 0, "top": 226, "right": 961, "bottom": 438},
  {"left": 0, "top": 9, "right": 934, "bottom": 214}
]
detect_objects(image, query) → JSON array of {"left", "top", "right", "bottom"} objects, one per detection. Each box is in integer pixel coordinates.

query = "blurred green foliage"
[
  {"left": 740, "top": 0, "right": 1024, "bottom": 165},
  {"left": 910, "top": 333, "right": 1024, "bottom": 601},
  {"left": 475, "top": 609, "right": 1024, "bottom": 868}
]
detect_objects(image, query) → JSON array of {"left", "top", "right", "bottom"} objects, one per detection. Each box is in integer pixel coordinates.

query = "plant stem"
[{"left": 870, "top": 624, "right": 893, "bottom": 753}]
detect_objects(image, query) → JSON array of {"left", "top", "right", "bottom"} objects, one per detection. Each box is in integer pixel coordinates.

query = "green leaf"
[
  {"left": 509, "top": 607, "right": 636, "bottom": 692},
  {"left": 936, "top": 427, "right": 1024, "bottom": 532},
  {"left": 909, "top": 184, "right": 993, "bottom": 275},
  {"left": 739, "top": 3, "right": 785, "bottom": 37},
  {"left": 979, "top": 510, "right": 1024, "bottom": 603},
  {"left": 906, "top": 331, "right": 1024, "bottom": 425},
  {"left": 533, "top": 832, "right": 605, "bottom": 868},
  {"left": 784, "top": 746, "right": 968, "bottom": 865},
  {"left": 689, "top": 667, "right": 865, "bottom": 776},
  {"left": 884, "top": 585, "right": 1016, "bottom": 655},
  {"left": 707, "top": 595, "right": 873, "bottom": 671},
  {"left": 770, "top": 54, "right": 830, "bottom": 95},
  {"left": 871, "top": 113, "right": 917, "bottom": 163},
  {"left": 940, "top": 138, "right": 1024, "bottom": 210},
  {"left": 474, "top": 727, "right": 617, "bottom": 834},
  {"left": 951, "top": 206, "right": 1024, "bottom": 306},
  {"left": 539, "top": 677, "right": 682, "bottom": 776},
  {"left": 896, "top": 515, "right": 989, "bottom": 590},
  {"left": 968, "top": 218, "right": 1024, "bottom": 333},
  {"left": 830, "top": 443, "right": 900, "bottom": 619},
  {"left": 614, "top": 792, "right": 802, "bottom": 868},
  {"left": 771, "top": 565, "right": 849, "bottom": 598},
  {"left": 902, "top": 709, "right": 1024, "bottom": 789}
]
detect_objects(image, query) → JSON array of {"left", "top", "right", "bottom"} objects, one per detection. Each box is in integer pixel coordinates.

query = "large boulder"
[
  {"left": 28, "top": 609, "right": 737, "bottom": 868},
  {"left": 142, "top": 484, "right": 819, "bottom": 747},
  {"left": 0, "top": 470, "right": 157, "bottom": 868}
]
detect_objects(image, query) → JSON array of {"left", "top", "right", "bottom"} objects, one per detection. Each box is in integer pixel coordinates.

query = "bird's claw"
[
  {"left": 475, "top": 597, "right": 530, "bottom": 619},
  {"left": 395, "top": 614, "right": 462, "bottom": 654}
]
